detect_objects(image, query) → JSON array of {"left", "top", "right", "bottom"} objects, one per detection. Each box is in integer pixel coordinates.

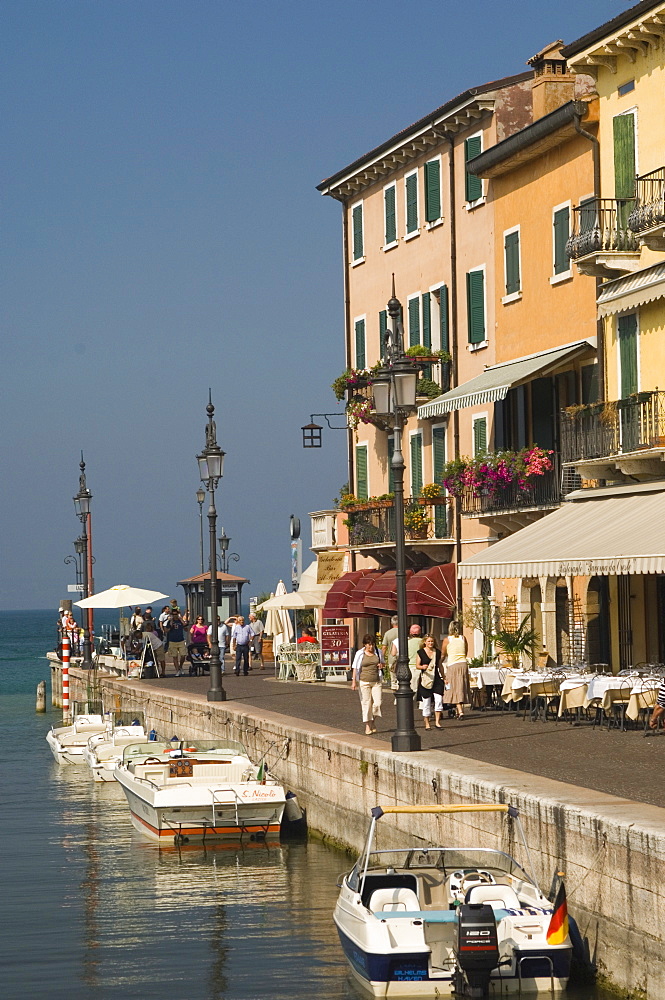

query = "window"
[
  {"left": 354, "top": 317, "right": 366, "bottom": 369},
  {"left": 473, "top": 416, "right": 488, "bottom": 456},
  {"left": 432, "top": 425, "right": 448, "bottom": 538},
  {"left": 424, "top": 158, "right": 442, "bottom": 223},
  {"left": 466, "top": 268, "right": 486, "bottom": 345},
  {"left": 465, "top": 134, "right": 483, "bottom": 203},
  {"left": 552, "top": 203, "right": 571, "bottom": 278},
  {"left": 422, "top": 292, "right": 431, "bottom": 350},
  {"left": 355, "top": 445, "right": 368, "bottom": 500},
  {"left": 408, "top": 295, "right": 420, "bottom": 347},
  {"left": 618, "top": 313, "right": 638, "bottom": 397},
  {"left": 351, "top": 201, "right": 364, "bottom": 262},
  {"left": 410, "top": 433, "right": 423, "bottom": 497},
  {"left": 503, "top": 227, "right": 521, "bottom": 300},
  {"left": 405, "top": 170, "right": 419, "bottom": 236},
  {"left": 384, "top": 183, "right": 397, "bottom": 247},
  {"left": 613, "top": 112, "right": 636, "bottom": 200},
  {"left": 618, "top": 79, "right": 635, "bottom": 97},
  {"left": 438, "top": 285, "right": 449, "bottom": 352},
  {"left": 379, "top": 309, "right": 388, "bottom": 360}
]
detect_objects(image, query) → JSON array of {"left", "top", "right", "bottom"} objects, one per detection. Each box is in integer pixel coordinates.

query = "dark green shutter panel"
[
  {"left": 355, "top": 318, "right": 366, "bottom": 370},
  {"left": 504, "top": 231, "right": 520, "bottom": 295},
  {"left": 410, "top": 434, "right": 423, "bottom": 497},
  {"left": 379, "top": 309, "right": 388, "bottom": 359},
  {"left": 406, "top": 173, "right": 418, "bottom": 233},
  {"left": 432, "top": 426, "right": 447, "bottom": 537},
  {"left": 408, "top": 298, "right": 420, "bottom": 347},
  {"left": 580, "top": 197, "right": 596, "bottom": 234},
  {"left": 473, "top": 418, "right": 487, "bottom": 456},
  {"left": 384, "top": 186, "right": 396, "bottom": 245},
  {"left": 424, "top": 160, "right": 441, "bottom": 222},
  {"left": 618, "top": 314, "right": 638, "bottom": 397},
  {"left": 613, "top": 115, "right": 636, "bottom": 200},
  {"left": 422, "top": 293, "right": 431, "bottom": 350},
  {"left": 388, "top": 436, "right": 395, "bottom": 493},
  {"left": 352, "top": 204, "right": 363, "bottom": 260},
  {"left": 355, "top": 446, "right": 368, "bottom": 500},
  {"left": 439, "top": 285, "right": 449, "bottom": 351},
  {"left": 553, "top": 207, "right": 570, "bottom": 274},
  {"left": 466, "top": 270, "right": 485, "bottom": 344},
  {"left": 581, "top": 364, "right": 599, "bottom": 404},
  {"left": 465, "top": 136, "right": 483, "bottom": 202}
]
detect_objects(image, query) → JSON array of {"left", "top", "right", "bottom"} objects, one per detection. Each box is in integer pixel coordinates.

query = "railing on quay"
[
  {"left": 567, "top": 197, "right": 638, "bottom": 259},
  {"left": 345, "top": 497, "right": 453, "bottom": 546},
  {"left": 560, "top": 390, "right": 665, "bottom": 463},
  {"left": 460, "top": 461, "right": 562, "bottom": 516},
  {"left": 628, "top": 167, "right": 665, "bottom": 233}
]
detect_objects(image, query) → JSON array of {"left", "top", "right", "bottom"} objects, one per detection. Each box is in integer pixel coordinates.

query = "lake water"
[{"left": 0, "top": 610, "right": 626, "bottom": 1000}]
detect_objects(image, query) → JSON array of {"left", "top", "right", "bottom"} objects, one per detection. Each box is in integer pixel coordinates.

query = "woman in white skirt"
[{"left": 351, "top": 633, "right": 383, "bottom": 735}]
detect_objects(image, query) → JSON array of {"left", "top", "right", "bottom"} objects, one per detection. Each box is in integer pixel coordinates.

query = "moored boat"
[
  {"left": 46, "top": 714, "right": 107, "bottom": 764},
  {"left": 334, "top": 804, "right": 572, "bottom": 997},
  {"left": 114, "top": 739, "right": 286, "bottom": 844},
  {"left": 83, "top": 723, "right": 148, "bottom": 781}
]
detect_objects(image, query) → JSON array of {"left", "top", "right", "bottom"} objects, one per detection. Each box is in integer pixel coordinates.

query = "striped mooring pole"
[{"left": 61, "top": 635, "right": 70, "bottom": 719}]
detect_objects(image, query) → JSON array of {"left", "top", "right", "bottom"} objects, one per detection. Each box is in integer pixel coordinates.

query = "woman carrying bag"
[
  {"left": 416, "top": 634, "right": 445, "bottom": 730},
  {"left": 351, "top": 633, "right": 383, "bottom": 735}
]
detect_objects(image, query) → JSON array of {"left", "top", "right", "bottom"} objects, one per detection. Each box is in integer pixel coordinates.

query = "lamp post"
[
  {"left": 196, "top": 487, "right": 206, "bottom": 574},
  {"left": 197, "top": 391, "right": 226, "bottom": 702},
  {"left": 371, "top": 282, "right": 421, "bottom": 752},
  {"left": 218, "top": 528, "right": 239, "bottom": 575},
  {"left": 73, "top": 455, "right": 94, "bottom": 670}
]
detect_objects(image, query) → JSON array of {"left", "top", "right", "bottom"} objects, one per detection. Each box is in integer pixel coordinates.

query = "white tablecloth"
[{"left": 469, "top": 666, "right": 503, "bottom": 688}]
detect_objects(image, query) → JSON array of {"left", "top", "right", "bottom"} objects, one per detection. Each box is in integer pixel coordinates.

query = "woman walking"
[
  {"left": 416, "top": 634, "right": 445, "bottom": 730},
  {"left": 351, "top": 633, "right": 383, "bottom": 735},
  {"left": 441, "top": 622, "right": 471, "bottom": 719}
]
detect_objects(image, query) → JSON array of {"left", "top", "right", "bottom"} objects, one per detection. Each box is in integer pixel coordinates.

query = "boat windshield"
[
  {"left": 349, "top": 847, "right": 533, "bottom": 888},
  {"left": 121, "top": 739, "right": 247, "bottom": 763},
  {"left": 111, "top": 710, "right": 146, "bottom": 728}
]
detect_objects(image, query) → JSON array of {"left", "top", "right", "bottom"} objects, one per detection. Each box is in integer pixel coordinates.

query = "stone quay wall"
[{"left": 53, "top": 662, "right": 665, "bottom": 999}]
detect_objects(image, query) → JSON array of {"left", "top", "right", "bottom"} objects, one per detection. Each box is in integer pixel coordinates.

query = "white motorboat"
[
  {"left": 114, "top": 739, "right": 286, "bottom": 844},
  {"left": 46, "top": 714, "right": 107, "bottom": 764},
  {"left": 83, "top": 723, "right": 148, "bottom": 781},
  {"left": 334, "top": 804, "right": 572, "bottom": 998}
]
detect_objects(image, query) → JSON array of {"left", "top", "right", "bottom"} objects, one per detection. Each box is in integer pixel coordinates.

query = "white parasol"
[
  {"left": 258, "top": 590, "right": 325, "bottom": 610},
  {"left": 75, "top": 585, "right": 170, "bottom": 609},
  {"left": 263, "top": 580, "right": 294, "bottom": 651}
]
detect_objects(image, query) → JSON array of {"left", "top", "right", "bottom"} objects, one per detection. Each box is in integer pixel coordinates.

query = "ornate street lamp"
[
  {"left": 371, "top": 281, "right": 421, "bottom": 752},
  {"left": 218, "top": 528, "right": 239, "bottom": 575},
  {"left": 197, "top": 391, "right": 226, "bottom": 702},
  {"left": 196, "top": 487, "right": 206, "bottom": 574},
  {"left": 73, "top": 454, "right": 94, "bottom": 670}
]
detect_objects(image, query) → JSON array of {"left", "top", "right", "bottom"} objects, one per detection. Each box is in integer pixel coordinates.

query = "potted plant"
[
  {"left": 403, "top": 509, "right": 430, "bottom": 538},
  {"left": 491, "top": 614, "right": 540, "bottom": 671},
  {"left": 419, "top": 482, "right": 445, "bottom": 505}
]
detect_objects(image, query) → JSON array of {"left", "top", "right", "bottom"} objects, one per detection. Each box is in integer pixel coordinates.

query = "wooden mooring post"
[{"left": 36, "top": 680, "right": 46, "bottom": 712}]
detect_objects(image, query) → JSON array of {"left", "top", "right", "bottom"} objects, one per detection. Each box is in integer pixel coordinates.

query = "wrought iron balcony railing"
[
  {"left": 628, "top": 167, "right": 665, "bottom": 233},
  {"left": 345, "top": 497, "right": 452, "bottom": 546},
  {"left": 560, "top": 391, "right": 665, "bottom": 463},
  {"left": 460, "top": 461, "right": 562, "bottom": 516},
  {"left": 567, "top": 198, "right": 638, "bottom": 259}
]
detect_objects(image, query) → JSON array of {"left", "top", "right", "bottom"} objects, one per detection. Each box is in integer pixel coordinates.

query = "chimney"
[{"left": 527, "top": 41, "right": 576, "bottom": 121}]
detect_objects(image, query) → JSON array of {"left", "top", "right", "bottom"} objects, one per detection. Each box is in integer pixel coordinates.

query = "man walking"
[
  {"left": 207, "top": 615, "right": 229, "bottom": 672},
  {"left": 231, "top": 616, "right": 253, "bottom": 676},
  {"left": 382, "top": 615, "right": 399, "bottom": 690},
  {"left": 248, "top": 612, "right": 265, "bottom": 669},
  {"left": 164, "top": 610, "right": 187, "bottom": 677}
]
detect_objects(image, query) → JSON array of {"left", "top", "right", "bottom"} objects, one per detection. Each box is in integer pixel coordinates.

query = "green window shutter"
[
  {"left": 424, "top": 160, "right": 441, "bottom": 222},
  {"left": 410, "top": 434, "right": 423, "bottom": 497},
  {"left": 618, "top": 314, "right": 638, "bottom": 397},
  {"left": 473, "top": 418, "right": 487, "bottom": 457},
  {"left": 387, "top": 436, "right": 395, "bottom": 493},
  {"left": 579, "top": 196, "right": 596, "bottom": 234},
  {"left": 613, "top": 114, "right": 636, "bottom": 200},
  {"left": 439, "top": 285, "right": 449, "bottom": 351},
  {"left": 408, "top": 297, "right": 420, "bottom": 347},
  {"left": 379, "top": 309, "right": 388, "bottom": 360},
  {"left": 406, "top": 173, "right": 418, "bottom": 233},
  {"left": 553, "top": 207, "right": 570, "bottom": 274},
  {"left": 504, "top": 231, "right": 520, "bottom": 295},
  {"left": 465, "top": 136, "right": 483, "bottom": 202},
  {"left": 466, "top": 270, "right": 485, "bottom": 344},
  {"left": 432, "top": 426, "right": 447, "bottom": 538},
  {"left": 422, "top": 292, "right": 431, "bottom": 350},
  {"left": 352, "top": 204, "right": 364, "bottom": 260},
  {"left": 355, "top": 318, "right": 366, "bottom": 370},
  {"left": 355, "top": 445, "right": 368, "bottom": 500},
  {"left": 384, "top": 186, "right": 396, "bottom": 245}
]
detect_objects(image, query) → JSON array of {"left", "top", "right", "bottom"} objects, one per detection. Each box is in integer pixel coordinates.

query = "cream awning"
[
  {"left": 458, "top": 484, "right": 665, "bottom": 579},
  {"left": 597, "top": 263, "right": 665, "bottom": 318},
  {"left": 418, "top": 339, "right": 595, "bottom": 418}
]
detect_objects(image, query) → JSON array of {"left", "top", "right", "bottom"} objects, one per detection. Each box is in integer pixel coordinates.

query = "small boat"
[
  {"left": 334, "top": 804, "right": 572, "bottom": 997},
  {"left": 83, "top": 723, "right": 148, "bottom": 781},
  {"left": 114, "top": 738, "right": 286, "bottom": 844},
  {"left": 46, "top": 714, "right": 107, "bottom": 764}
]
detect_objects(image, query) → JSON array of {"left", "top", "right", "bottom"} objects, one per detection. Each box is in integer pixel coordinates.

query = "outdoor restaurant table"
[
  {"left": 468, "top": 666, "right": 503, "bottom": 688},
  {"left": 557, "top": 676, "right": 590, "bottom": 716},
  {"left": 625, "top": 678, "right": 660, "bottom": 720}
]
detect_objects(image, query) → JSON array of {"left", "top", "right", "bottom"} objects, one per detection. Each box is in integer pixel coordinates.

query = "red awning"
[
  {"left": 363, "top": 570, "right": 413, "bottom": 614},
  {"left": 406, "top": 564, "right": 457, "bottom": 618},
  {"left": 323, "top": 570, "right": 372, "bottom": 618},
  {"left": 347, "top": 571, "right": 384, "bottom": 616}
]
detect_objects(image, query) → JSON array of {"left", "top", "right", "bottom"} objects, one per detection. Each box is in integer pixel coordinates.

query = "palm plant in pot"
[{"left": 491, "top": 614, "right": 540, "bottom": 671}]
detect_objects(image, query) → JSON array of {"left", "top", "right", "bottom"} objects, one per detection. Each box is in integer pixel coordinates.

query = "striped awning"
[
  {"left": 597, "top": 262, "right": 665, "bottom": 318},
  {"left": 417, "top": 339, "right": 595, "bottom": 418},
  {"left": 458, "top": 484, "right": 665, "bottom": 579}
]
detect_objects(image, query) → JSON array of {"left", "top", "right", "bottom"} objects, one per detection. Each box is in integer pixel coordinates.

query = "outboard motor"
[{"left": 455, "top": 903, "right": 499, "bottom": 998}]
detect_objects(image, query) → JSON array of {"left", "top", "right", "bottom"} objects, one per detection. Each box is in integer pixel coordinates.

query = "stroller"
[{"left": 186, "top": 643, "right": 209, "bottom": 676}]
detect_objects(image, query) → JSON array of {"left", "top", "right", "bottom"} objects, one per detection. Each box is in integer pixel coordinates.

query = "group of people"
[
  {"left": 351, "top": 619, "right": 471, "bottom": 736},
  {"left": 57, "top": 608, "right": 84, "bottom": 655}
]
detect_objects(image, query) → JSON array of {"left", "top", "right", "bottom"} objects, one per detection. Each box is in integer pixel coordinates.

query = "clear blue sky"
[{"left": 1, "top": 0, "right": 626, "bottom": 609}]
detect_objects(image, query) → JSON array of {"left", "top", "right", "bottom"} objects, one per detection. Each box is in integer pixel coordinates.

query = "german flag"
[{"left": 546, "top": 882, "right": 569, "bottom": 945}]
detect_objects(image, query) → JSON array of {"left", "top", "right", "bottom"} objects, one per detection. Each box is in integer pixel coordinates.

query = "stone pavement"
[{"left": 141, "top": 663, "right": 665, "bottom": 809}]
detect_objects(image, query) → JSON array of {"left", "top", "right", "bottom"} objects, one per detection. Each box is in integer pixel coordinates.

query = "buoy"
[
  {"left": 284, "top": 791, "right": 303, "bottom": 823},
  {"left": 36, "top": 680, "right": 46, "bottom": 713}
]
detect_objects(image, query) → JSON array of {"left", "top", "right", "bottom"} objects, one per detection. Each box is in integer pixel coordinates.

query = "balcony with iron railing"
[
  {"left": 628, "top": 167, "right": 665, "bottom": 250},
  {"left": 567, "top": 198, "right": 640, "bottom": 277},
  {"left": 460, "top": 461, "right": 562, "bottom": 517},
  {"left": 560, "top": 390, "right": 665, "bottom": 482},
  {"left": 344, "top": 496, "right": 453, "bottom": 553}
]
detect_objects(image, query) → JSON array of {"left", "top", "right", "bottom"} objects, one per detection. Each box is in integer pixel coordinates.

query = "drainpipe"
[
  {"left": 574, "top": 110, "right": 604, "bottom": 400},
  {"left": 444, "top": 131, "right": 463, "bottom": 614},
  {"left": 341, "top": 198, "right": 356, "bottom": 572}
]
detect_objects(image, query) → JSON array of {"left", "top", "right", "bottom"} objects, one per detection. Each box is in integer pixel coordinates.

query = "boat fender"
[
  {"left": 569, "top": 915, "right": 594, "bottom": 974},
  {"left": 148, "top": 729, "right": 158, "bottom": 741},
  {"left": 284, "top": 791, "right": 303, "bottom": 822}
]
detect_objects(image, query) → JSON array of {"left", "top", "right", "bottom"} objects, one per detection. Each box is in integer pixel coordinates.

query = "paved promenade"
[{"left": 141, "top": 662, "right": 665, "bottom": 810}]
